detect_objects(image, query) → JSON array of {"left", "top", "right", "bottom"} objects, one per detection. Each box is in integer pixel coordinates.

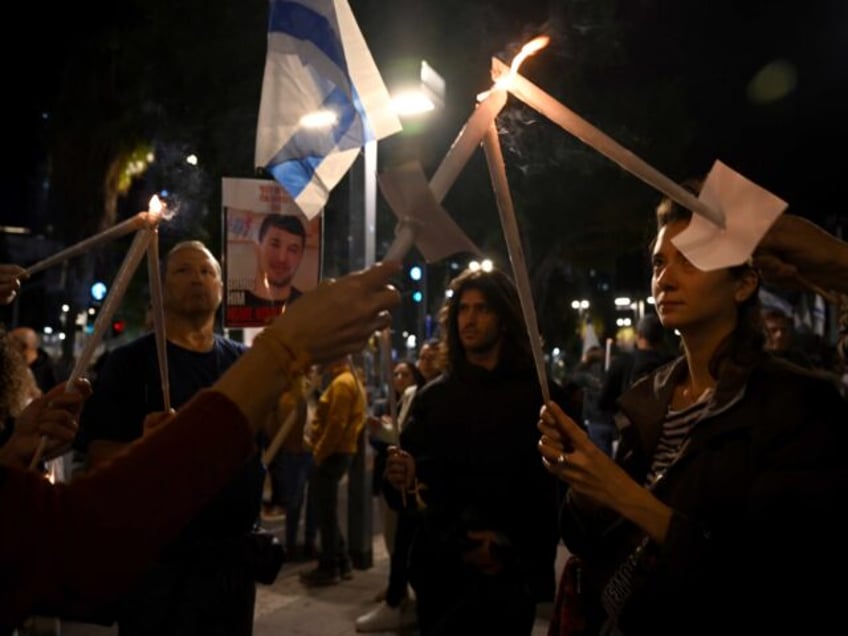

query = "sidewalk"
[{"left": 59, "top": 531, "right": 563, "bottom": 635}]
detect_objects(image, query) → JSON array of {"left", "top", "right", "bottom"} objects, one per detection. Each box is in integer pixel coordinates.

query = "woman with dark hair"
[
  {"left": 356, "top": 359, "right": 427, "bottom": 632},
  {"left": 538, "top": 194, "right": 848, "bottom": 635}
]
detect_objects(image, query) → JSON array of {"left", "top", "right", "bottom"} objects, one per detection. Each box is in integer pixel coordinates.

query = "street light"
[
  {"left": 389, "top": 60, "right": 445, "bottom": 118},
  {"left": 468, "top": 258, "right": 493, "bottom": 273}
]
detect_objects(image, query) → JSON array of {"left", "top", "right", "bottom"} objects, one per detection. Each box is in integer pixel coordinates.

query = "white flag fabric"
[{"left": 255, "top": 0, "right": 402, "bottom": 219}]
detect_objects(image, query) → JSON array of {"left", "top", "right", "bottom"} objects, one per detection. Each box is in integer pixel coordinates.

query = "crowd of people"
[{"left": 1, "top": 194, "right": 847, "bottom": 636}]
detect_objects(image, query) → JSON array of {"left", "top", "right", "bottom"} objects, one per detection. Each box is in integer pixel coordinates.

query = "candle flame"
[
  {"left": 509, "top": 36, "right": 550, "bottom": 76},
  {"left": 149, "top": 195, "right": 163, "bottom": 215},
  {"left": 480, "top": 35, "right": 550, "bottom": 100},
  {"left": 146, "top": 194, "right": 176, "bottom": 223}
]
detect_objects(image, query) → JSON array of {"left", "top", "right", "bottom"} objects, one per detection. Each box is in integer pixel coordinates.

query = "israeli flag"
[{"left": 255, "top": 0, "right": 402, "bottom": 219}]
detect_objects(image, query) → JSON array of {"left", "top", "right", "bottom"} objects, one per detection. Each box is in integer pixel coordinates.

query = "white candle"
[
  {"left": 383, "top": 219, "right": 420, "bottom": 263},
  {"left": 146, "top": 227, "right": 171, "bottom": 411},
  {"left": 67, "top": 230, "right": 152, "bottom": 387},
  {"left": 29, "top": 229, "right": 153, "bottom": 470},
  {"left": 481, "top": 124, "right": 551, "bottom": 404},
  {"left": 23, "top": 212, "right": 158, "bottom": 278},
  {"left": 262, "top": 407, "right": 298, "bottom": 466},
  {"left": 491, "top": 57, "right": 726, "bottom": 229},
  {"left": 429, "top": 89, "right": 507, "bottom": 203},
  {"left": 380, "top": 328, "right": 399, "bottom": 441}
]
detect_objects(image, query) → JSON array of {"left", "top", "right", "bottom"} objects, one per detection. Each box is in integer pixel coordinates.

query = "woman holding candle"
[
  {"left": 0, "top": 261, "right": 400, "bottom": 632},
  {"left": 537, "top": 195, "right": 848, "bottom": 635}
]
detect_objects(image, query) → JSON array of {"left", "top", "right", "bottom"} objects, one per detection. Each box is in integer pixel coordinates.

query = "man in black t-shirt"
[{"left": 77, "top": 240, "right": 265, "bottom": 635}]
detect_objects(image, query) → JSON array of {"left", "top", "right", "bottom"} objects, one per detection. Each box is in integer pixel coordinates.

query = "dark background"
[{"left": 1, "top": 0, "right": 845, "bottom": 355}]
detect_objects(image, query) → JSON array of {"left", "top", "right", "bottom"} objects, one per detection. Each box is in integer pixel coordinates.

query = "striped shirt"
[
  {"left": 644, "top": 390, "right": 712, "bottom": 487},
  {"left": 600, "top": 388, "right": 713, "bottom": 630}
]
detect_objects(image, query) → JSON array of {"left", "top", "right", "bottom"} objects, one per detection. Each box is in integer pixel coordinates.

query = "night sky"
[
  {"left": 4, "top": 1, "right": 847, "bottom": 229},
  {"left": 2, "top": 0, "right": 846, "bottom": 335}
]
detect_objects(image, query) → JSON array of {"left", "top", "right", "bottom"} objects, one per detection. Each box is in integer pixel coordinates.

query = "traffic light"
[
  {"left": 90, "top": 281, "right": 107, "bottom": 302},
  {"left": 409, "top": 265, "right": 423, "bottom": 303},
  {"left": 112, "top": 319, "right": 126, "bottom": 337}
]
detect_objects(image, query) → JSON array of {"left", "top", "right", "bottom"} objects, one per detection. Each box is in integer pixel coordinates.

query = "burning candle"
[
  {"left": 429, "top": 89, "right": 507, "bottom": 203},
  {"left": 29, "top": 229, "right": 153, "bottom": 470},
  {"left": 67, "top": 229, "right": 152, "bottom": 386},
  {"left": 429, "top": 36, "right": 550, "bottom": 204},
  {"left": 490, "top": 56, "right": 726, "bottom": 229},
  {"left": 23, "top": 206, "right": 162, "bottom": 278},
  {"left": 481, "top": 124, "right": 551, "bottom": 404},
  {"left": 383, "top": 37, "right": 550, "bottom": 264}
]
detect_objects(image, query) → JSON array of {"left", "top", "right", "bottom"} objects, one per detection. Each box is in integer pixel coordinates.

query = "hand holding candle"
[{"left": 28, "top": 229, "right": 153, "bottom": 470}]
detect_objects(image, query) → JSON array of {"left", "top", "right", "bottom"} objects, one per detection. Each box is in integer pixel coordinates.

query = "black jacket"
[
  {"left": 561, "top": 354, "right": 848, "bottom": 634},
  {"left": 389, "top": 358, "right": 577, "bottom": 603}
]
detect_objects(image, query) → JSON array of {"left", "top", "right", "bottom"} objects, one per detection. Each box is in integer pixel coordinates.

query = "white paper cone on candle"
[
  {"left": 146, "top": 228, "right": 171, "bottom": 412},
  {"left": 378, "top": 162, "right": 481, "bottom": 263},
  {"left": 481, "top": 124, "right": 550, "bottom": 404}
]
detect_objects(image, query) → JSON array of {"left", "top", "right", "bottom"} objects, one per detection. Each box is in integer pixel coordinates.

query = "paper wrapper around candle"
[{"left": 379, "top": 162, "right": 481, "bottom": 263}]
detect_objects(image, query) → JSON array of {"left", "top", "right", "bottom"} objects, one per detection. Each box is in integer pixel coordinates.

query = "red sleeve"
[{"left": 0, "top": 390, "right": 255, "bottom": 627}]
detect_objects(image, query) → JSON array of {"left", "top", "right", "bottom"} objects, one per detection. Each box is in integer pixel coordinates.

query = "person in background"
[
  {"left": 9, "top": 326, "right": 57, "bottom": 395},
  {"left": 386, "top": 267, "right": 576, "bottom": 635},
  {"left": 299, "top": 356, "right": 367, "bottom": 586},
  {"left": 761, "top": 306, "right": 812, "bottom": 368},
  {"left": 270, "top": 368, "right": 319, "bottom": 561},
  {"left": 415, "top": 338, "right": 442, "bottom": 384},
  {"left": 0, "top": 260, "right": 400, "bottom": 631},
  {"left": 0, "top": 330, "right": 84, "bottom": 470},
  {"left": 538, "top": 194, "right": 848, "bottom": 634},
  {"left": 356, "top": 360, "right": 426, "bottom": 632},
  {"left": 76, "top": 241, "right": 262, "bottom": 636},
  {"left": 597, "top": 314, "right": 674, "bottom": 455},
  {"left": 570, "top": 345, "right": 614, "bottom": 456}
]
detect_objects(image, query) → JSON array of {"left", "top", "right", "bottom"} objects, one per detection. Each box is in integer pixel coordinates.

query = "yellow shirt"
[{"left": 308, "top": 369, "right": 366, "bottom": 465}]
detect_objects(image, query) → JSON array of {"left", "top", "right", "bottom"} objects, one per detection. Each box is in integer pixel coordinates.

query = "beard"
[
  {"left": 460, "top": 329, "right": 502, "bottom": 355},
  {"left": 266, "top": 272, "right": 294, "bottom": 289}
]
